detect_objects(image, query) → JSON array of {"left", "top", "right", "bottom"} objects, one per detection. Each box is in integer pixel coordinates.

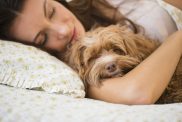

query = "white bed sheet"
[{"left": 0, "top": 85, "right": 182, "bottom": 122}]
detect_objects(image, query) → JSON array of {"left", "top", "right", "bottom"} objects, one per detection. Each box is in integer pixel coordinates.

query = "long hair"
[
  {"left": 0, "top": 0, "right": 25, "bottom": 40},
  {"left": 62, "top": 0, "right": 138, "bottom": 32},
  {"left": 0, "top": 0, "right": 138, "bottom": 42}
]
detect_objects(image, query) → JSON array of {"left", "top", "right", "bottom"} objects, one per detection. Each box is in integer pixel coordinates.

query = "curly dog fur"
[{"left": 61, "top": 25, "right": 182, "bottom": 104}]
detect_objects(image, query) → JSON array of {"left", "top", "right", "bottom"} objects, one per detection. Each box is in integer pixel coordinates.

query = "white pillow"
[{"left": 0, "top": 40, "right": 85, "bottom": 98}]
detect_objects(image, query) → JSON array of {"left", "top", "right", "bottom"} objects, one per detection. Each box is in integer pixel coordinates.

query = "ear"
[
  {"left": 120, "top": 33, "right": 140, "bottom": 57},
  {"left": 82, "top": 45, "right": 102, "bottom": 67},
  {"left": 131, "top": 34, "right": 160, "bottom": 60},
  {"left": 62, "top": 41, "right": 86, "bottom": 75},
  {"left": 79, "top": 34, "right": 102, "bottom": 67},
  {"left": 83, "top": 63, "right": 102, "bottom": 87},
  {"left": 121, "top": 31, "right": 159, "bottom": 60}
]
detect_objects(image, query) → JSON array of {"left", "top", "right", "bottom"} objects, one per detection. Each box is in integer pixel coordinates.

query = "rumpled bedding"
[{"left": 0, "top": 85, "right": 182, "bottom": 122}]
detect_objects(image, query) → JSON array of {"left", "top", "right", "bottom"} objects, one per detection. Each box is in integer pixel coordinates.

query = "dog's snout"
[{"left": 105, "top": 63, "right": 117, "bottom": 73}]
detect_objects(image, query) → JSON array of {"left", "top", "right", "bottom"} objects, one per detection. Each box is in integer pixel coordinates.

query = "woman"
[{"left": 0, "top": 0, "right": 182, "bottom": 105}]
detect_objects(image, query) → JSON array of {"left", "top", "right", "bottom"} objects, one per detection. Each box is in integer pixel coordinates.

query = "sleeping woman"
[{"left": 0, "top": 0, "right": 182, "bottom": 105}]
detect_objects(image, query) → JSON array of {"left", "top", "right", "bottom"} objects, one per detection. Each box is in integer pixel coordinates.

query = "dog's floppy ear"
[
  {"left": 62, "top": 41, "right": 86, "bottom": 76},
  {"left": 82, "top": 38, "right": 103, "bottom": 67},
  {"left": 106, "top": 25, "right": 159, "bottom": 60},
  {"left": 118, "top": 31, "right": 140, "bottom": 57},
  {"left": 120, "top": 30, "right": 160, "bottom": 60},
  {"left": 132, "top": 34, "right": 160, "bottom": 60}
]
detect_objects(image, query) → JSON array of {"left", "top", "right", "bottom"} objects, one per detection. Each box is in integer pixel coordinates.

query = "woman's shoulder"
[{"left": 106, "top": 0, "right": 178, "bottom": 42}]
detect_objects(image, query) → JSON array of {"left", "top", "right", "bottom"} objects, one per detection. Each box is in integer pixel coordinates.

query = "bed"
[
  {"left": 0, "top": 40, "right": 182, "bottom": 122},
  {"left": 1, "top": 0, "right": 182, "bottom": 121},
  {"left": 0, "top": 84, "right": 182, "bottom": 122}
]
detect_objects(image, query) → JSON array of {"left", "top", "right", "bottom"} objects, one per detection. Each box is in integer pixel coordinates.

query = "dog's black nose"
[{"left": 106, "top": 63, "right": 117, "bottom": 73}]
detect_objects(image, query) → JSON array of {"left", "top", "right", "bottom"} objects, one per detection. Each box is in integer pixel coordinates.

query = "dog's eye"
[
  {"left": 113, "top": 48, "right": 125, "bottom": 55},
  {"left": 88, "top": 57, "right": 95, "bottom": 64}
]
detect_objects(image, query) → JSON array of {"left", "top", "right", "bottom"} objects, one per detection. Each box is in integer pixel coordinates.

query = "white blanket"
[{"left": 0, "top": 85, "right": 182, "bottom": 122}]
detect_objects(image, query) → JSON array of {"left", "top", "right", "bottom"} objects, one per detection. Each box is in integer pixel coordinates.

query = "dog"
[
  {"left": 61, "top": 25, "right": 182, "bottom": 104},
  {"left": 61, "top": 25, "right": 160, "bottom": 89}
]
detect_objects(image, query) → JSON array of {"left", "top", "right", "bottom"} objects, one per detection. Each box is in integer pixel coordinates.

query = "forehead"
[
  {"left": 10, "top": 0, "right": 45, "bottom": 43},
  {"left": 98, "top": 54, "right": 115, "bottom": 62}
]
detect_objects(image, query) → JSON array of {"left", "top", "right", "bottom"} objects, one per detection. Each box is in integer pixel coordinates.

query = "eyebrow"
[{"left": 33, "top": 0, "right": 47, "bottom": 43}]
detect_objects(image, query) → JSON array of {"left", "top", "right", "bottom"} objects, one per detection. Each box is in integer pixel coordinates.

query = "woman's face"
[{"left": 10, "top": 0, "right": 85, "bottom": 53}]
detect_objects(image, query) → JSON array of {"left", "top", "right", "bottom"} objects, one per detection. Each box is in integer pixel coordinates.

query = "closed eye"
[
  {"left": 88, "top": 57, "right": 95, "bottom": 64},
  {"left": 48, "top": 7, "right": 55, "bottom": 19},
  {"left": 113, "top": 48, "right": 126, "bottom": 55},
  {"left": 87, "top": 55, "right": 99, "bottom": 65},
  {"left": 40, "top": 33, "right": 48, "bottom": 46},
  {"left": 39, "top": 1, "right": 56, "bottom": 47},
  {"left": 44, "top": 0, "right": 55, "bottom": 19}
]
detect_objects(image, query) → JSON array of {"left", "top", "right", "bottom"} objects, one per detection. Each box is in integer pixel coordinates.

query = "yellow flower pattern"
[
  {"left": 0, "top": 40, "right": 85, "bottom": 98},
  {"left": 0, "top": 84, "right": 182, "bottom": 122}
]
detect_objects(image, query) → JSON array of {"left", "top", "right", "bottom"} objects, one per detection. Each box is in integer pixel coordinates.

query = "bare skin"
[
  {"left": 10, "top": 0, "right": 85, "bottom": 53},
  {"left": 10, "top": 0, "right": 182, "bottom": 105},
  {"left": 164, "top": 0, "right": 182, "bottom": 10},
  {"left": 87, "top": 30, "right": 182, "bottom": 104},
  {"left": 86, "top": 0, "right": 182, "bottom": 104}
]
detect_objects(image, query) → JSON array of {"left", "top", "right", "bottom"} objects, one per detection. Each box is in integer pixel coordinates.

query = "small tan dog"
[
  {"left": 62, "top": 25, "right": 159, "bottom": 88},
  {"left": 62, "top": 25, "right": 182, "bottom": 104}
]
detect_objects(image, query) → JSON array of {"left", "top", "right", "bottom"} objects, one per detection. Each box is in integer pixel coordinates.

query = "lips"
[
  {"left": 66, "top": 27, "right": 78, "bottom": 50},
  {"left": 70, "top": 27, "right": 77, "bottom": 44}
]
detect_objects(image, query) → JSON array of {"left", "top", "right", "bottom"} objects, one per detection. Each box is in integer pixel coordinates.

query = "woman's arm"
[{"left": 87, "top": 31, "right": 182, "bottom": 105}]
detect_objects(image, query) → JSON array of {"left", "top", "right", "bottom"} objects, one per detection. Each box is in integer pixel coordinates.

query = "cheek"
[
  {"left": 58, "top": 3, "right": 85, "bottom": 31},
  {"left": 46, "top": 39, "right": 67, "bottom": 52}
]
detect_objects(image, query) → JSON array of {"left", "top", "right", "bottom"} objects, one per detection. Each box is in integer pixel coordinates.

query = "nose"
[
  {"left": 49, "top": 23, "right": 72, "bottom": 40},
  {"left": 105, "top": 62, "right": 117, "bottom": 73}
]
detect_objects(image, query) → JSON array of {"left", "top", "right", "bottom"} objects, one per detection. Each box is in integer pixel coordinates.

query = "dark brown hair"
[
  {"left": 0, "top": 0, "right": 138, "bottom": 42},
  {"left": 0, "top": 0, "right": 25, "bottom": 40},
  {"left": 67, "top": 0, "right": 138, "bottom": 32}
]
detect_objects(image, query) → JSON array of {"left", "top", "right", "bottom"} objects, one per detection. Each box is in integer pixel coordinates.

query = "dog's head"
[{"left": 62, "top": 25, "right": 159, "bottom": 88}]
